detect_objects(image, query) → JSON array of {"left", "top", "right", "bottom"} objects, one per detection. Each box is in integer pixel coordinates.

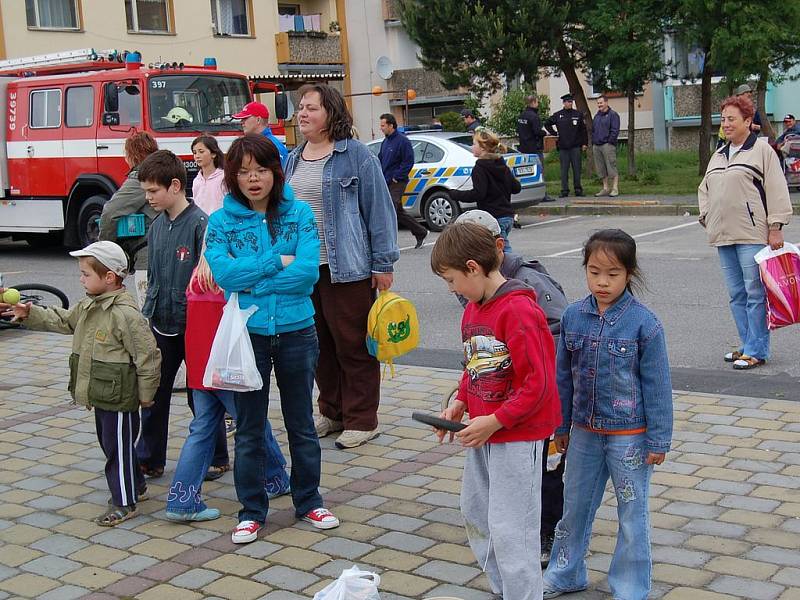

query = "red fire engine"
[{"left": 0, "top": 48, "right": 287, "bottom": 247}]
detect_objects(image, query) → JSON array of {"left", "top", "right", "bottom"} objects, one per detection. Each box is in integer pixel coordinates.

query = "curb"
[{"left": 522, "top": 203, "right": 800, "bottom": 217}]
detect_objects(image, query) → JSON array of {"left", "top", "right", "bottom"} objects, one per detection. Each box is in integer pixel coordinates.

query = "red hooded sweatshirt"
[{"left": 456, "top": 279, "right": 561, "bottom": 443}]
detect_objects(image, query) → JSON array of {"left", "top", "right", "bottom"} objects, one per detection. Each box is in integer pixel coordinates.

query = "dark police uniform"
[
  {"left": 517, "top": 106, "right": 545, "bottom": 155},
  {"left": 544, "top": 94, "right": 588, "bottom": 196}
]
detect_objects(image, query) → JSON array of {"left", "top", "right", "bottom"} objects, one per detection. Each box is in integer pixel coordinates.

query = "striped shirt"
[{"left": 289, "top": 154, "right": 330, "bottom": 265}]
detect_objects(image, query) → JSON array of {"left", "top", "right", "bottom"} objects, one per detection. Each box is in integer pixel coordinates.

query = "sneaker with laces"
[
  {"left": 314, "top": 415, "right": 343, "bottom": 438},
  {"left": 231, "top": 520, "right": 261, "bottom": 544},
  {"left": 224, "top": 415, "right": 236, "bottom": 438},
  {"left": 303, "top": 507, "right": 340, "bottom": 530},
  {"left": 335, "top": 428, "right": 380, "bottom": 449}
]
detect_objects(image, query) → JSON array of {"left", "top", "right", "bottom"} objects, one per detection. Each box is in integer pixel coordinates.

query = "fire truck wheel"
[
  {"left": 22, "top": 232, "right": 64, "bottom": 248},
  {"left": 77, "top": 195, "right": 109, "bottom": 247}
]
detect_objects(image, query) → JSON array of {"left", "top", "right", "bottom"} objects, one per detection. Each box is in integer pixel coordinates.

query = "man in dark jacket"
[
  {"left": 461, "top": 108, "right": 481, "bottom": 132},
  {"left": 517, "top": 94, "right": 555, "bottom": 202},
  {"left": 544, "top": 93, "right": 588, "bottom": 197},
  {"left": 591, "top": 95, "right": 621, "bottom": 197},
  {"left": 378, "top": 113, "right": 428, "bottom": 248}
]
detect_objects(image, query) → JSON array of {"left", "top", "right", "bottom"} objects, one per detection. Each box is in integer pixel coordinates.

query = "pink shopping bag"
[{"left": 754, "top": 242, "right": 800, "bottom": 330}]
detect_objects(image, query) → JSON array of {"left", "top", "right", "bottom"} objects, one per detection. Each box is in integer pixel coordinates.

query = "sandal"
[
  {"left": 204, "top": 464, "right": 231, "bottom": 481},
  {"left": 140, "top": 465, "right": 164, "bottom": 479},
  {"left": 732, "top": 355, "right": 766, "bottom": 370},
  {"left": 724, "top": 350, "right": 743, "bottom": 363},
  {"left": 95, "top": 505, "right": 137, "bottom": 527},
  {"left": 107, "top": 488, "right": 149, "bottom": 505}
]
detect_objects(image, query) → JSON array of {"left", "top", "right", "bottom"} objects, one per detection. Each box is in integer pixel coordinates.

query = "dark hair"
[
  {"left": 192, "top": 135, "right": 224, "bottom": 169},
  {"left": 582, "top": 229, "right": 644, "bottom": 293},
  {"left": 124, "top": 131, "right": 158, "bottom": 167},
  {"left": 597, "top": 94, "right": 608, "bottom": 102},
  {"left": 720, "top": 95, "right": 755, "bottom": 121},
  {"left": 298, "top": 83, "right": 353, "bottom": 141},
  {"left": 224, "top": 134, "right": 285, "bottom": 230},
  {"left": 431, "top": 222, "right": 500, "bottom": 276},
  {"left": 380, "top": 113, "right": 397, "bottom": 129},
  {"left": 137, "top": 149, "right": 187, "bottom": 191}
]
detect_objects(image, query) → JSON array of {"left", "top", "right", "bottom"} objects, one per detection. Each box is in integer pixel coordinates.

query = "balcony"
[
  {"left": 275, "top": 31, "right": 342, "bottom": 67},
  {"left": 383, "top": 0, "right": 401, "bottom": 21}
]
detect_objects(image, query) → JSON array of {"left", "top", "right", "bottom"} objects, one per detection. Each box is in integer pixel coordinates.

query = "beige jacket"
[
  {"left": 698, "top": 134, "right": 792, "bottom": 246},
  {"left": 25, "top": 288, "right": 161, "bottom": 411}
]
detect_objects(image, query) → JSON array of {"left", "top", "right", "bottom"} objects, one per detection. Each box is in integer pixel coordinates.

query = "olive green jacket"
[{"left": 25, "top": 288, "right": 161, "bottom": 412}]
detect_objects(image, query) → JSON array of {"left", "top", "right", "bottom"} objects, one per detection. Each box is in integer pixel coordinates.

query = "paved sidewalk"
[{"left": 0, "top": 329, "right": 798, "bottom": 600}]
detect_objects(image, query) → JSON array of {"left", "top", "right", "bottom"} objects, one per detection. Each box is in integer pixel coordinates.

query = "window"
[
  {"left": 118, "top": 85, "right": 143, "bottom": 126},
  {"left": 25, "top": 0, "right": 79, "bottom": 29},
  {"left": 278, "top": 4, "right": 300, "bottom": 15},
  {"left": 212, "top": 0, "right": 250, "bottom": 36},
  {"left": 411, "top": 140, "right": 425, "bottom": 163},
  {"left": 125, "top": 0, "right": 171, "bottom": 33},
  {"left": 30, "top": 89, "right": 62, "bottom": 128},
  {"left": 148, "top": 75, "right": 249, "bottom": 131},
  {"left": 66, "top": 86, "right": 93, "bottom": 127},
  {"left": 421, "top": 142, "right": 444, "bottom": 163}
]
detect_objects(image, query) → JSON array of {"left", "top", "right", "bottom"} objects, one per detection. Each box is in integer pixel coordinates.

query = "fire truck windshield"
[{"left": 148, "top": 74, "right": 249, "bottom": 131}]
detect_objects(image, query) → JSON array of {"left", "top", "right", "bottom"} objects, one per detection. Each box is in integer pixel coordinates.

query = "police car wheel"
[
  {"left": 77, "top": 195, "right": 108, "bottom": 247},
  {"left": 423, "top": 191, "right": 459, "bottom": 232}
]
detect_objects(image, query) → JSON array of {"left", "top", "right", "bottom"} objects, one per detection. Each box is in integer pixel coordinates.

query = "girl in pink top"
[{"left": 192, "top": 135, "right": 227, "bottom": 215}]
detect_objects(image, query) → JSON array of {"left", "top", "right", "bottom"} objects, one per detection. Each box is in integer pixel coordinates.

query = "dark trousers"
[
  {"left": 95, "top": 408, "right": 146, "bottom": 507},
  {"left": 559, "top": 147, "right": 583, "bottom": 194},
  {"left": 389, "top": 180, "right": 427, "bottom": 239},
  {"left": 312, "top": 265, "right": 380, "bottom": 431},
  {"left": 541, "top": 437, "right": 565, "bottom": 538},
  {"left": 136, "top": 329, "right": 227, "bottom": 470}
]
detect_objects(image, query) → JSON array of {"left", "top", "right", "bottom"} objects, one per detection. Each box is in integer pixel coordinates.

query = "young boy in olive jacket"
[{"left": 1, "top": 241, "right": 161, "bottom": 526}]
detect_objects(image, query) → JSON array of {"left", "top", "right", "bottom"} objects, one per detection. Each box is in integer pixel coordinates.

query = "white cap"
[
  {"left": 69, "top": 241, "right": 129, "bottom": 276},
  {"left": 455, "top": 209, "right": 501, "bottom": 236}
]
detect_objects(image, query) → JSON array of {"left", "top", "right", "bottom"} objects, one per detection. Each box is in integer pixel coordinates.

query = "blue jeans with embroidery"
[
  {"left": 166, "top": 389, "right": 290, "bottom": 515},
  {"left": 717, "top": 243, "right": 770, "bottom": 360},
  {"left": 544, "top": 427, "right": 654, "bottom": 600}
]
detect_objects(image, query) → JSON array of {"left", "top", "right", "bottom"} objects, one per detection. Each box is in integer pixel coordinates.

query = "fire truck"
[{"left": 0, "top": 48, "right": 288, "bottom": 247}]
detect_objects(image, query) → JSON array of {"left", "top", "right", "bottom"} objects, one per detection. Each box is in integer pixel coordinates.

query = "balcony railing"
[
  {"left": 275, "top": 31, "right": 342, "bottom": 65},
  {"left": 383, "top": 0, "right": 401, "bottom": 21}
]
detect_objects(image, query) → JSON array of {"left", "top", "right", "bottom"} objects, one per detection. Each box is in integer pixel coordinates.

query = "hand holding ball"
[{"left": 2, "top": 288, "right": 21, "bottom": 305}]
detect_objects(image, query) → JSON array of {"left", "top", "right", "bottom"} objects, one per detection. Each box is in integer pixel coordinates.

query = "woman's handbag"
[
  {"left": 203, "top": 293, "right": 263, "bottom": 391},
  {"left": 754, "top": 242, "right": 800, "bottom": 330}
]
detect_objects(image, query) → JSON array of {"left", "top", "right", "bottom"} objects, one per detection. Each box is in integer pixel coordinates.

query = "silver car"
[{"left": 367, "top": 131, "right": 545, "bottom": 231}]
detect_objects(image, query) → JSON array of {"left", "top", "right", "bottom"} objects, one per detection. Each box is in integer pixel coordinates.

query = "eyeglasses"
[{"left": 237, "top": 168, "right": 272, "bottom": 179}]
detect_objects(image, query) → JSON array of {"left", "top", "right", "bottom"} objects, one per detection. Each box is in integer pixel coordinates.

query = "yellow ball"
[{"left": 3, "top": 288, "right": 20, "bottom": 305}]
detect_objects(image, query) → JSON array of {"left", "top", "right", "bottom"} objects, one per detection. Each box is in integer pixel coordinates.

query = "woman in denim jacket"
[
  {"left": 284, "top": 84, "right": 399, "bottom": 450},
  {"left": 543, "top": 229, "right": 673, "bottom": 600}
]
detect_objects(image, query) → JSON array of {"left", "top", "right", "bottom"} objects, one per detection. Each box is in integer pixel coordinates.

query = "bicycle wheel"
[{"left": 15, "top": 284, "right": 70, "bottom": 310}]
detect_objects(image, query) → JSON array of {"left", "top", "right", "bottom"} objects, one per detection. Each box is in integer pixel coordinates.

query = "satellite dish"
[{"left": 376, "top": 56, "right": 394, "bottom": 80}]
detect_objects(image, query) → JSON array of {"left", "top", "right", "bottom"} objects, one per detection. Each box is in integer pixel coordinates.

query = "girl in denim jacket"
[{"left": 543, "top": 229, "right": 673, "bottom": 600}]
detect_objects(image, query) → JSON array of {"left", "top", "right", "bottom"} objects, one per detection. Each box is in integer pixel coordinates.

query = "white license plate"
[{"left": 516, "top": 165, "right": 536, "bottom": 175}]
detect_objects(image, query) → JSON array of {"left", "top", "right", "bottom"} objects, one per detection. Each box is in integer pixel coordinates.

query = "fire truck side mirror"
[
  {"left": 275, "top": 92, "right": 288, "bottom": 121},
  {"left": 103, "top": 113, "right": 120, "bottom": 126},
  {"left": 104, "top": 82, "right": 119, "bottom": 113}
]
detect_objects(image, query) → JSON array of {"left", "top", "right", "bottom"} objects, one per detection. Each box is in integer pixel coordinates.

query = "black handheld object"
[{"left": 412, "top": 411, "right": 466, "bottom": 432}]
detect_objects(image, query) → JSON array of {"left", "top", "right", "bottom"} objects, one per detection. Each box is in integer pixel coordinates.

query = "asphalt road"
[{"left": 2, "top": 214, "right": 798, "bottom": 400}]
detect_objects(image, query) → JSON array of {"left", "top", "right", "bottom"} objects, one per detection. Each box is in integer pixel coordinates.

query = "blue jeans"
[
  {"left": 544, "top": 428, "right": 654, "bottom": 600},
  {"left": 496, "top": 216, "right": 513, "bottom": 253},
  {"left": 717, "top": 244, "right": 770, "bottom": 360},
  {"left": 166, "top": 389, "right": 290, "bottom": 515},
  {"left": 235, "top": 326, "right": 323, "bottom": 524}
]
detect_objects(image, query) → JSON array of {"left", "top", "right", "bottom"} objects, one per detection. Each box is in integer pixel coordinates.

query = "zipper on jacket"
[{"left": 745, "top": 202, "right": 757, "bottom": 227}]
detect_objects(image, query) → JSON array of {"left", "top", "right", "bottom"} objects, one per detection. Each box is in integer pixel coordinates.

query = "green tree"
[
  {"left": 438, "top": 111, "right": 466, "bottom": 132},
  {"left": 487, "top": 85, "right": 550, "bottom": 136}
]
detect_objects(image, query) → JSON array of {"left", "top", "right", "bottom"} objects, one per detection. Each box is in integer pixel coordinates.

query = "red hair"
[{"left": 720, "top": 95, "right": 755, "bottom": 121}]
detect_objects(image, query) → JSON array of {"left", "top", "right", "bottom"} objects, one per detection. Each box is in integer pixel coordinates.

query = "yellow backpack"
[{"left": 366, "top": 290, "right": 420, "bottom": 377}]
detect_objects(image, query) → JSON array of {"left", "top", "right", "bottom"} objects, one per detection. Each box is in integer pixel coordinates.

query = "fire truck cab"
[{"left": 0, "top": 48, "right": 287, "bottom": 247}]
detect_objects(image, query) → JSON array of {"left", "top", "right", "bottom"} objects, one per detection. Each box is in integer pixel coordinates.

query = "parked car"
[{"left": 367, "top": 131, "right": 545, "bottom": 231}]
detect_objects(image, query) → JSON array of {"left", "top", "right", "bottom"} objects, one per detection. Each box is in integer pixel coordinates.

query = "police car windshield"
[{"left": 149, "top": 74, "right": 249, "bottom": 131}]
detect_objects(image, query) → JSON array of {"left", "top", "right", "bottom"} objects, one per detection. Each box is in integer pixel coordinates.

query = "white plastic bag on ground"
[
  {"left": 313, "top": 565, "right": 380, "bottom": 600},
  {"left": 202, "top": 292, "right": 263, "bottom": 391}
]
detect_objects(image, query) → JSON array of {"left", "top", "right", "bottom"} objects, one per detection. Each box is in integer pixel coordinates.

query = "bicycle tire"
[{"left": 15, "top": 284, "right": 70, "bottom": 310}]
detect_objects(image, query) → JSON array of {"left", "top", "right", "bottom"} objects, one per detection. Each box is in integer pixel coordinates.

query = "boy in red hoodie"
[{"left": 431, "top": 222, "right": 561, "bottom": 600}]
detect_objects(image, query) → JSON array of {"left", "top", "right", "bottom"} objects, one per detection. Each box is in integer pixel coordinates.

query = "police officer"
[
  {"left": 544, "top": 93, "right": 588, "bottom": 197},
  {"left": 461, "top": 108, "right": 481, "bottom": 132},
  {"left": 517, "top": 94, "right": 554, "bottom": 203}
]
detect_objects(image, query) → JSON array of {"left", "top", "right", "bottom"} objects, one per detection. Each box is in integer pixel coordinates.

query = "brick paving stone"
[
  {"left": 17, "top": 511, "right": 68, "bottom": 528},
  {"left": 414, "top": 560, "right": 481, "bottom": 585},
  {"left": 0, "top": 544, "right": 42, "bottom": 568},
  {"left": 202, "top": 575, "right": 271, "bottom": 600},
  {"left": 261, "top": 591, "right": 310, "bottom": 600},
  {"left": 253, "top": 565, "right": 319, "bottom": 591},
  {"left": 706, "top": 555, "right": 780, "bottom": 579},
  {"left": 169, "top": 568, "right": 224, "bottom": 590},
  {"left": 107, "top": 554, "right": 160, "bottom": 575},
  {"left": 129, "top": 538, "right": 191, "bottom": 560},
  {"left": 367, "top": 514, "right": 427, "bottom": 532},
  {"left": 681, "top": 519, "right": 748, "bottom": 538},
  {"left": 268, "top": 547, "right": 330, "bottom": 570},
  {"left": 102, "top": 575, "right": 156, "bottom": 596},
  {"left": 0, "top": 573, "right": 60, "bottom": 596},
  {"left": 311, "top": 537, "right": 374, "bottom": 559},
  {"left": 205, "top": 554, "right": 267, "bottom": 577},
  {"left": 708, "top": 575, "right": 785, "bottom": 600},
  {"left": 20, "top": 555, "right": 82, "bottom": 578},
  {"left": 0, "top": 565, "right": 17, "bottom": 583},
  {"left": 136, "top": 583, "right": 203, "bottom": 600},
  {"left": 661, "top": 588, "right": 738, "bottom": 599},
  {"left": 137, "top": 560, "right": 190, "bottom": 581},
  {"left": 747, "top": 546, "right": 800, "bottom": 567},
  {"left": 347, "top": 494, "right": 389, "bottom": 509},
  {"left": 38, "top": 584, "right": 91, "bottom": 600},
  {"left": 652, "top": 564, "right": 715, "bottom": 586},
  {"left": 423, "top": 542, "right": 480, "bottom": 565},
  {"left": 662, "top": 502, "right": 724, "bottom": 519},
  {"left": 30, "top": 533, "right": 88, "bottom": 556},
  {"left": 717, "top": 494, "right": 779, "bottom": 513},
  {"left": 89, "top": 527, "right": 149, "bottom": 549},
  {"left": 426, "top": 583, "right": 493, "bottom": 600},
  {"left": 651, "top": 545, "right": 709, "bottom": 569},
  {"left": 746, "top": 528, "right": 800, "bottom": 549},
  {"left": 772, "top": 567, "right": 800, "bottom": 587},
  {"left": 232, "top": 541, "right": 282, "bottom": 559},
  {"left": 372, "top": 531, "right": 435, "bottom": 553},
  {"left": 378, "top": 571, "right": 438, "bottom": 596},
  {"left": 61, "top": 566, "right": 124, "bottom": 589},
  {"left": 0, "top": 523, "right": 49, "bottom": 545},
  {"left": 361, "top": 548, "right": 427, "bottom": 570}
]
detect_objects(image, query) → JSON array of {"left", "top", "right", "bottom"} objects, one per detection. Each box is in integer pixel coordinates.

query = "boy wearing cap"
[
  {"left": 234, "top": 101, "right": 289, "bottom": 165},
  {"left": 1, "top": 241, "right": 161, "bottom": 526}
]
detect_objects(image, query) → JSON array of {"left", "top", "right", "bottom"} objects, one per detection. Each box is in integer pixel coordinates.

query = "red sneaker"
[
  {"left": 231, "top": 520, "right": 260, "bottom": 544},
  {"left": 302, "top": 507, "right": 340, "bottom": 530}
]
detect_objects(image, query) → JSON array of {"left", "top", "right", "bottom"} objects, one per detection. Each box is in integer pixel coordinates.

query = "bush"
[
  {"left": 438, "top": 111, "right": 465, "bottom": 132},
  {"left": 487, "top": 85, "right": 550, "bottom": 136}
]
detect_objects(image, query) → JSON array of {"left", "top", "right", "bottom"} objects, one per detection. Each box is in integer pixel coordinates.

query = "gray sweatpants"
[{"left": 461, "top": 440, "right": 544, "bottom": 600}]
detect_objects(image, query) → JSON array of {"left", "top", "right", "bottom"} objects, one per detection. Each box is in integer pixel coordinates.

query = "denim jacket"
[
  {"left": 556, "top": 290, "right": 673, "bottom": 453},
  {"left": 284, "top": 138, "right": 399, "bottom": 283},
  {"left": 204, "top": 185, "right": 319, "bottom": 336}
]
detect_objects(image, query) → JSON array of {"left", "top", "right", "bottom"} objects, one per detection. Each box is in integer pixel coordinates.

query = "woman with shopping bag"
[
  {"left": 204, "top": 134, "right": 339, "bottom": 544},
  {"left": 698, "top": 94, "right": 792, "bottom": 370}
]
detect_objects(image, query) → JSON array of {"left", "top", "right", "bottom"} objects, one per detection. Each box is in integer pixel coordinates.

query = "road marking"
[
  {"left": 542, "top": 220, "right": 700, "bottom": 257},
  {"left": 399, "top": 216, "right": 583, "bottom": 251}
]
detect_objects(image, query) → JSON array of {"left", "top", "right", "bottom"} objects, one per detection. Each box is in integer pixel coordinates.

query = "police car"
[{"left": 367, "top": 131, "right": 545, "bottom": 231}]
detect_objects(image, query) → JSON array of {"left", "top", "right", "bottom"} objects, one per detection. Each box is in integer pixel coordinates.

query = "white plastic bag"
[
  {"left": 202, "top": 292, "right": 263, "bottom": 391},
  {"left": 313, "top": 565, "right": 381, "bottom": 600}
]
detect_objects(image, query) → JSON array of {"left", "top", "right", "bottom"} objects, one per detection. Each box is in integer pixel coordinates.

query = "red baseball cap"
[{"left": 233, "top": 101, "right": 269, "bottom": 120}]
